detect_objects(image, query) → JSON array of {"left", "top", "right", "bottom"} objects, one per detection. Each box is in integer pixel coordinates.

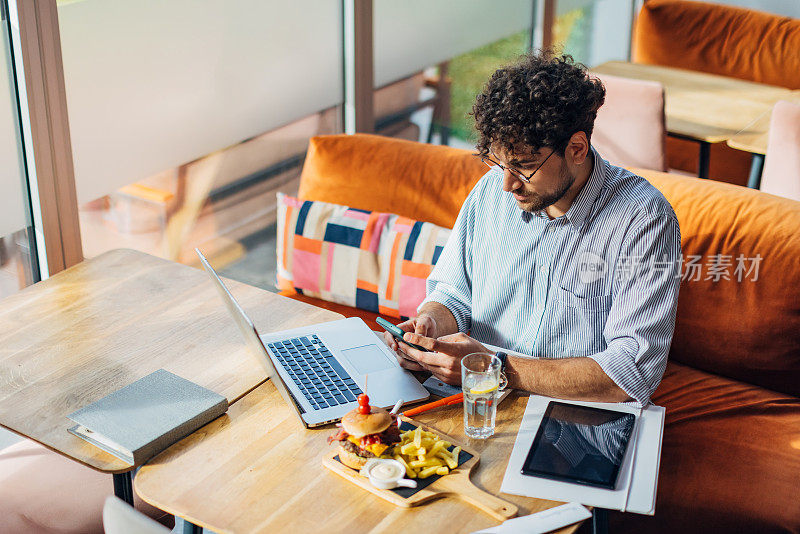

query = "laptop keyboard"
[{"left": 267, "top": 335, "right": 363, "bottom": 411}]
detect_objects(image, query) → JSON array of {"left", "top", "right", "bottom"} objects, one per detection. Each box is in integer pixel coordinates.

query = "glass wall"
[
  {"left": 0, "top": 0, "right": 39, "bottom": 451},
  {"left": 372, "top": 0, "right": 636, "bottom": 150},
  {"left": 6, "top": 0, "right": 642, "bottom": 295},
  {"left": 57, "top": 0, "right": 344, "bottom": 291},
  {"left": 553, "top": 0, "right": 634, "bottom": 67},
  {"left": 445, "top": 27, "right": 531, "bottom": 146},
  {"left": 0, "top": 0, "right": 38, "bottom": 300},
  {"left": 374, "top": 0, "right": 534, "bottom": 149}
]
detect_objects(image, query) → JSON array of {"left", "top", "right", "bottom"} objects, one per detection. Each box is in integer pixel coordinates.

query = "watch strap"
[{"left": 495, "top": 351, "right": 508, "bottom": 371}]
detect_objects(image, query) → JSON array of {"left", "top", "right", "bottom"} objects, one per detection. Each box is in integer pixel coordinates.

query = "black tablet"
[{"left": 521, "top": 401, "right": 636, "bottom": 490}]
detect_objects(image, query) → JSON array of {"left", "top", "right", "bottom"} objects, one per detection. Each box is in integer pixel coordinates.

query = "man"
[{"left": 382, "top": 52, "right": 681, "bottom": 406}]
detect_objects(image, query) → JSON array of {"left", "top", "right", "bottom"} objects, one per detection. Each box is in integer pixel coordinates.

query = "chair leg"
[
  {"left": 697, "top": 141, "right": 710, "bottom": 179},
  {"left": 747, "top": 153, "right": 765, "bottom": 189}
]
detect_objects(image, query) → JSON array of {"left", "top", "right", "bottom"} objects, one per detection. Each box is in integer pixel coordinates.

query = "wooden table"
[
  {"left": 134, "top": 380, "right": 584, "bottom": 534},
  {"left": 591, "top": 61, "right": 796, "bottom": 179},
  {"left": 725, "top": 91, "right": 800, "bottom": 188},
  {"left": 0, "top": 249, "right": 342, "bottom": 503}
]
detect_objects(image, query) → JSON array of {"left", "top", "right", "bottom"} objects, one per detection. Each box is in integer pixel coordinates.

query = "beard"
[{"left": 516, "top": 161, "right": 576, "bottom": 213}]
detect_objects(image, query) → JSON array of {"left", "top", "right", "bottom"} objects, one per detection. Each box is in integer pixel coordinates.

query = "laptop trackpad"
[{"left": 341, "top": 344, "right": 394, "bottom": 375}]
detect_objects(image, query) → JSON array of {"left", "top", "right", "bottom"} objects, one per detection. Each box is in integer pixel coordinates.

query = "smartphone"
[{"left": 376, "top": 317, "right": 432, "bottom": 352}]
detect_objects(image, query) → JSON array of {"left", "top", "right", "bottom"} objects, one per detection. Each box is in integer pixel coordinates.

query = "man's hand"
[
  {"left": 394, "top": 331, "right": 489, "bottom": 385},
  {"left": 379, "top": 315, "right": 437, "bottom": 356}
]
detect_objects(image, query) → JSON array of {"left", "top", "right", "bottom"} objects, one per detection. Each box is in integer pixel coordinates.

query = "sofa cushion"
[
  {"left": 298, "top": 134, "right": 486, "bottom": 228},
  {"left": 0, "top": 439, "right": 172, "bottom": 534},
  {"left": 610, "top": 361, "right": 800, "bottom": 533},
  {"left": 636, "top": 169, "right": 800, "bottom": 397},
  {"left": 276, "top": 193, "right": 450, "bottom": 319},
  {"left": 633, "top": 0, "right": 800, "bottom": 90}
]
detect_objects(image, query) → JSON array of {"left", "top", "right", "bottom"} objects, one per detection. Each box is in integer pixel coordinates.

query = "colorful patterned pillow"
[{"left": 276, "top": 193, "right": 451, "bottom": 319}]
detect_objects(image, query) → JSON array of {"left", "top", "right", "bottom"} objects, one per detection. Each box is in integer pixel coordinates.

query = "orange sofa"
[
  {"left": 633, "top": 0, "right": 800, "bottom": 186},
  {"left": 282, "top": 134, "right": 800, "bottom": 532}
]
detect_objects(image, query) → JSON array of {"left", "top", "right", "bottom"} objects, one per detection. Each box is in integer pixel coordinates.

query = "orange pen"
[{"left": 402, "top": 392, "right": 464, "bottom": 417}]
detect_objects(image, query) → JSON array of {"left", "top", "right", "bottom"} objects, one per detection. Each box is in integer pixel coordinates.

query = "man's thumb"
[{"left": 415, "top": 316, "right": 434, "bottom": 336}]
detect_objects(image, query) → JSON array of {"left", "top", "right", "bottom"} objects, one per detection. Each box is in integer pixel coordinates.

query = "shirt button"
[{"left": 539, "top": 265, "right": 547, "bottom": 273}]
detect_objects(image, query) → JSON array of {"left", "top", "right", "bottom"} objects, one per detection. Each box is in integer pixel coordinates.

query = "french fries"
[{"left": 389, "top": 427, "right": 461, "bottom": 479}]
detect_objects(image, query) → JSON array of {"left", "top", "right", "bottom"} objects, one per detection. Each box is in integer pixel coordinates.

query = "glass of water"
[{"left": 461, "top": 352, "right": 503, "bottom": 439}]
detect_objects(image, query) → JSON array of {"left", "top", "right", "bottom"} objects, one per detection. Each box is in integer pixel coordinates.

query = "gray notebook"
[{"left": 67, "top": 369, "right": 228, "bottom": 466}]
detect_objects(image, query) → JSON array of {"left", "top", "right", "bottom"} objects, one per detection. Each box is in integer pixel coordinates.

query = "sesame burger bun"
[
  {"left": 341, "top": 406, "right": 392, "bottom": 438},
  {"left": 338, "top": 446, "right": 369, "bottom": 470}
]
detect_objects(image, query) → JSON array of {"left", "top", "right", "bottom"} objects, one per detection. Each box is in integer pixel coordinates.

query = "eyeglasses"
[{"left": 475, "top": 149, "right": 557, "bottom": 183}]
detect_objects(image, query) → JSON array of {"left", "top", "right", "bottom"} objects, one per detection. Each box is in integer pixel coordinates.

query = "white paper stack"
[{"left": 472, "top": 502, "right": 592, "bottom": 534}]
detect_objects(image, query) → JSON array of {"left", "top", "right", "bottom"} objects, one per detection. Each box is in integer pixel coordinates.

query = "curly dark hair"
[{"left": 471, "top": 50, "right": 605, "bottom": 157}]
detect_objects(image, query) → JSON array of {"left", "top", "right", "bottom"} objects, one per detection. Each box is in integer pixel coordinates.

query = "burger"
[{"left": 328, "top": 398, "right": 402, "bottom": 470}]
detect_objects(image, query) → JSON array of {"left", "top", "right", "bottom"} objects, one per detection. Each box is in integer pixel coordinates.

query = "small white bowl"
[{"left": 360, "top": 458, "right": 418, "bottom": 490}]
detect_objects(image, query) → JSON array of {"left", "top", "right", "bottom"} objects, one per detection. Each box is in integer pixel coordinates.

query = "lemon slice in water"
[{"left": 469, "top": 379, "right": 499, "bottom": 395}]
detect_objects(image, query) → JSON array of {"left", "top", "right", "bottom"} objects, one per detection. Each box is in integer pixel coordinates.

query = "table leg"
[
  {"left": 592, "top": 507, "right": 609, "bottom": 534},
  {"left": 112, "top": 472, "right": 134, "bottom": 505},
  {"left": 181, "top": 518, "right": 203, "bottom": 534},
  {"left": 698, "top": 141, "right": 710, "bottom": 179},
  {"left": 747, "top": 153, "right": 765, "bottom": 189}
]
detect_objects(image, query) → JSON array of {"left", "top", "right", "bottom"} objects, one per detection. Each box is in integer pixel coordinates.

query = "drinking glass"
[{"left": 461, "top": 352, "right": 502, "bottom": 439}]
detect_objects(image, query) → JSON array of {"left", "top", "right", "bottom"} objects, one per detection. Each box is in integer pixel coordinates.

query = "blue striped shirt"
[{"left": 421, "top": 148, "right": 681, "bottom": 406}]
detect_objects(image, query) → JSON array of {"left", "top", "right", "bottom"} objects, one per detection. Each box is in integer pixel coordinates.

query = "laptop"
[{"left": 196, "top": 249, "right": 429, "bottom": 428}]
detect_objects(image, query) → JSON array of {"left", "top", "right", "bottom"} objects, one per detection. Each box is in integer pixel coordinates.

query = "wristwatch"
[
  {"left": 495, "top": 351, "right": 508, "bottom": 389},
  {"left": 495, "top": 351, "right": 508, "bottom": 372}
]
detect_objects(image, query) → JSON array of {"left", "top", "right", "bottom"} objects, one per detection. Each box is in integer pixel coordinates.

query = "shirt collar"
[{"left": 563, "top": 147, "right": 605, "bottom": 229}]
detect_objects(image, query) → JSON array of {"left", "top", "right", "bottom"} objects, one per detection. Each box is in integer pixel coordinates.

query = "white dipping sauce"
[{"left": 368, "top": 461, "right": 403, "bottom": 481}]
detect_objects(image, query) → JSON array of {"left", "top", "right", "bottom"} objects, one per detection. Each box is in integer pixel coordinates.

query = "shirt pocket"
[
  {"left": 546, "top": 288, "right": 612, "bottom": 357},
  {"left": 556, "top": 288, "right": 613, "bottom": 312}
]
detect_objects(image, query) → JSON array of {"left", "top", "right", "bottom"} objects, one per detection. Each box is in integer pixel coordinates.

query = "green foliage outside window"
[
  {"left": 447, "top": 31, "right": 529, "bottom": 143},
  {"left": 446, "top": 6, "right": 591, "bottom": 144}
]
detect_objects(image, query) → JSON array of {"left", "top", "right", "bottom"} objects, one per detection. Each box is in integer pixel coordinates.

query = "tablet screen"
[{"left": 521, "top": 401, "right": 636, "bottom": 489}]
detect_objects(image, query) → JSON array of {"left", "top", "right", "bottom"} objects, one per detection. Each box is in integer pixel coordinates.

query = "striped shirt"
[{"left": 421, "top": 147, "right": 681, "bottom": 406}]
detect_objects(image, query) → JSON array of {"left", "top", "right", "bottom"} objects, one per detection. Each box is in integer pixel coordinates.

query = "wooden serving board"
[{"left": 322, "top": 417, "right": 518, "bottom": 521}]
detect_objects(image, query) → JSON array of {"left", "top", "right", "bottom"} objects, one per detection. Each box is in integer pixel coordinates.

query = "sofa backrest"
[
  {"left": 633, "top": 0, "right": 800, "bottom": 90},
  {"left": 300, "top": 134, "right": 800, "bottom": 396},
  {"left": 299, "top": 134, "right": 485, "bottom": 228},
  {"left": 633, "top": 168, "right": 800, "bottom": 397}
]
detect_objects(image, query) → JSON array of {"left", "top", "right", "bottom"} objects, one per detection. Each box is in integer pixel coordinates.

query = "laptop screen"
[{"left": 195, "top": 248, "right": 309, "bottom": 425}]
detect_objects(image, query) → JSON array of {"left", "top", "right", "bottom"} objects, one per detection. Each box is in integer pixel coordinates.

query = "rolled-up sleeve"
[
  {"left": 419, "top": 185, "right": 479, "bottom": 333},
  {"left": 589, "top": 212, "right": 681, "bottom": 406}
]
